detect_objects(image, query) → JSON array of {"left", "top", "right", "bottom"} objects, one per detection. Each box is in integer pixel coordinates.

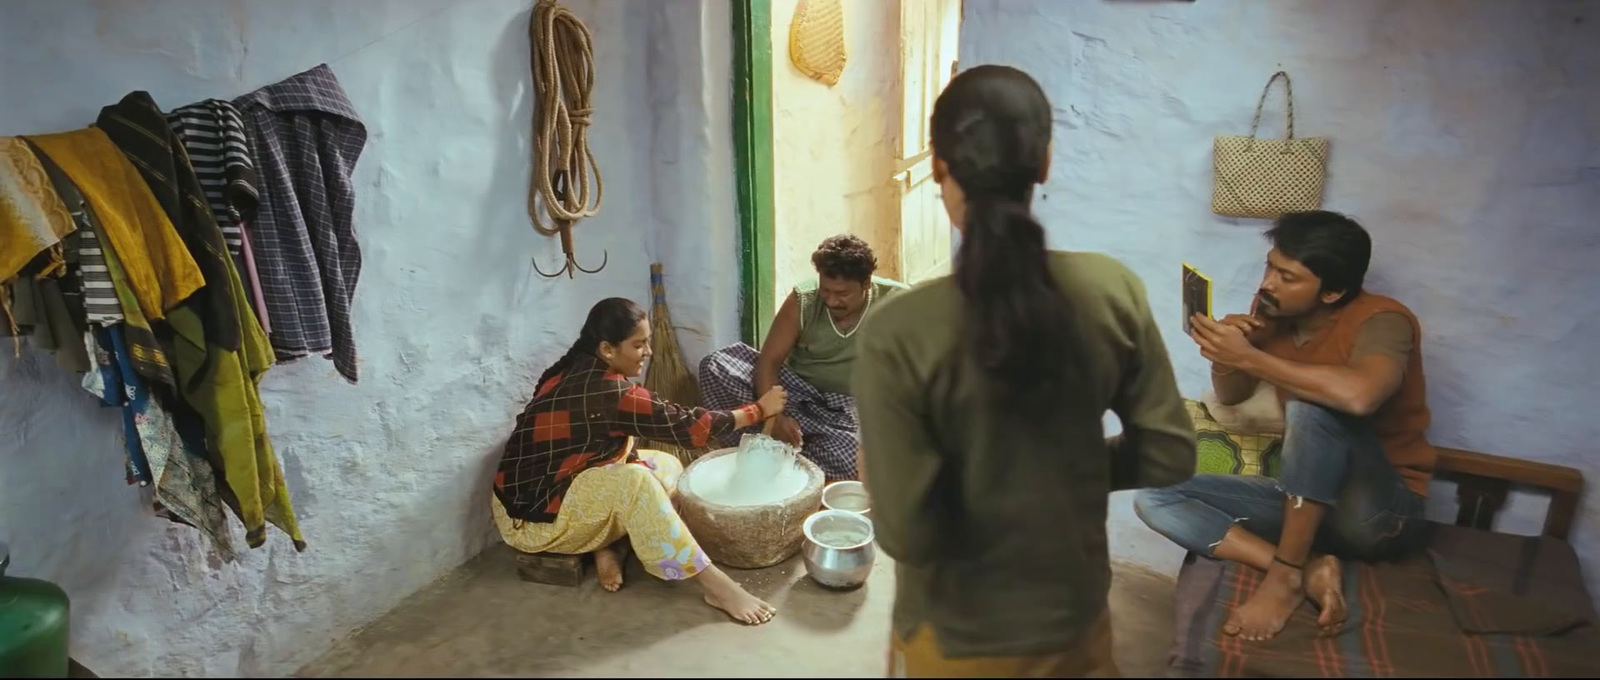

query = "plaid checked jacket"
[{"left": 494, "top": 355, "right": 758, "bottom": 523}]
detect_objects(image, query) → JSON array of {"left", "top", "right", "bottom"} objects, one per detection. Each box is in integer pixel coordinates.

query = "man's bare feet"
[
  {"left": 697, "top": 566, "right": 777, "bottom": 625},
  {"left": 1304, "top": 554, "right": 1347, "bottom": 635},
  {"left": 1225, "top": 560, "right": 1304, "bottom": 641},
  {"left": 594, "top": 545, "right": 625, "bottom": 592}
]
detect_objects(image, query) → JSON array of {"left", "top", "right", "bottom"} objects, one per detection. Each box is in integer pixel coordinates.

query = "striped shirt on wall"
[{"left": 166, "top": 99, "right": 260, "bottom": 259}]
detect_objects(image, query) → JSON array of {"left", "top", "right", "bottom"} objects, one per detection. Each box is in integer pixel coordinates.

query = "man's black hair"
[
  {"left": 1266, "top": 210, "right": 1372, "bottom": 307},
  {"left": 811, "top": 234, "right": 877, "bottom": 282}
]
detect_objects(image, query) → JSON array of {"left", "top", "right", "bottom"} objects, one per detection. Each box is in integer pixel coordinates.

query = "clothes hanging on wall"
[
  {"left": 84, "top": 326, "right": 242, "bottom": 562},
  {"left": 100, "top": 92, "right": 245, "bottom": 352},
  {"left": 82, "top": 330, "right": 154, "bottom": 486},
  {"left": 32, "top": 145, "right": 175, "bottom": 387},
  {"left": 235, "top": 63, "right": 368, "bottom": 383},
  {"left": 0, "top": 138, "right": 77, "bottom": 283},
  {"left": 97, "top": 91, "right": 304, "bottom": 552},
  {"left": 32, "top": 138, "right": 241, "bottom": 558},
  {"left": 25, "top": 129, "right": 204, "bottom": 321},
  {"left": 166, "top": 98, "right": 273, "bottom": 333},
  {"left": 1, "top": 63, "right": 369, "bottom": 559},
  {"left": 1, "top": 250, "right": 91, "bottom": 373},
  {"left": 165, "top": 100, "right": 259, "bottom": 261},
  {"left": 235, "top": 224, "right": 271, "bottom": 335},
  {"left": 26, "top": 138, "right": 124, "bottom": 326}
]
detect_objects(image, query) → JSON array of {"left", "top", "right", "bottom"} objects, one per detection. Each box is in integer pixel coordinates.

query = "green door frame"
[{"left": 732, "top": 0, "right": 776, "bottom": 346}]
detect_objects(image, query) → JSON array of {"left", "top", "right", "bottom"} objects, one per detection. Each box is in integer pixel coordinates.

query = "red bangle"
[{"left": 752, "top": 403, "right": 766, "bottom": 421}]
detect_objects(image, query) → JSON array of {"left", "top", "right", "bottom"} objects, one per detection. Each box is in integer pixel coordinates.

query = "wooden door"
[{"left": 894, "top": 0, "right": 962, "bottom": 285}]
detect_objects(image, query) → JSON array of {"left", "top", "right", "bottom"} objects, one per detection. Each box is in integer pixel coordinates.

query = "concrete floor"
[{"left": 297, "top": 544, "right": 1176, "bottom": 678}]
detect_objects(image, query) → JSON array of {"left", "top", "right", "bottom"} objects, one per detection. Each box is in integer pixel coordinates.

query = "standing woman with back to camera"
[{"left": 854, "top": 65, "right": 1197, "bottom": 677}]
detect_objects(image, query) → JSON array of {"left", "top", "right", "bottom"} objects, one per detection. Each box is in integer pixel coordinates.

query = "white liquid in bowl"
[
  {"left": 804, "top": 511, "right": 874, "bottom": 550},
  {"left": 684, "top": 439, "right": 809, "bottom": 506},
  {"left": 814, "top": 526, "right": 871, "bottom": 548},
  {"left": 826, "top": 493, "right": 869, "bottom": 512}
]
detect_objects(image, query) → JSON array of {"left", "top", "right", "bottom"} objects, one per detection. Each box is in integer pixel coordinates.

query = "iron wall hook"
[
  {"left": 533, "top": 225, "right": 609, "bottom": 278},
  {"left": 532, "top": 169, "right": 608, "bottom": 278}
]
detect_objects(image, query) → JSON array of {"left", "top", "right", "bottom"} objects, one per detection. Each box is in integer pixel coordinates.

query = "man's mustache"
[{"left": 1256, "top": 291, "right": 1278, "bottom": 308}]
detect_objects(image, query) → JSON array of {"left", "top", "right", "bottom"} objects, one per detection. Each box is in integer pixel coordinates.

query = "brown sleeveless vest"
[{"left": 1261, "top": 292, "right": 1436, "bottom": 496}]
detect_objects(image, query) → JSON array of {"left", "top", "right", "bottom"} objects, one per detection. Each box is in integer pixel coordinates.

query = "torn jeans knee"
[
  {"left": 1204, "top": 513, "right": 1253, "bottom": 555},
  {"left": 1275, "top": 481, "right": 1338, "bottom": 509}
]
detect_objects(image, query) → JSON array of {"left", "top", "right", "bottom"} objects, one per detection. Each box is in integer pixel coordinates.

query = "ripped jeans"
[{"left": 1135, "top": 400, "right": 1429, "bottom": 561}]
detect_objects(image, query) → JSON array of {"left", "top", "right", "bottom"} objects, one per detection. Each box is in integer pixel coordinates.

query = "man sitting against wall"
[
  {"left": 1135, "top": 210, "right": 1437, "bottom": 642},
  {"left": 699, "top": 234, "right": 908, "bottom": 481}
]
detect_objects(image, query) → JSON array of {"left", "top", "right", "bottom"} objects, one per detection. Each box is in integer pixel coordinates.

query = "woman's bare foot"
[
  {"left": 1225, "top": 561, "right": 1304, "bottom": 641},
  {"left": 1304, "top": 555, "right": 1347, "bottom": 636},
  {"left": 594, "top": 545, "right": 625, "bottom": 592},
  {"left": 696, "top": 566, "right": 777, "bottom": 625}
]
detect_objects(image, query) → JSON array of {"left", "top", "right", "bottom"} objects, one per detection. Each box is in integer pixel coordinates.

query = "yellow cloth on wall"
[
  {"left": 25, "top": 128, "right": 203, "bottom": 319},
  {"left": 0, "top": 137, "right": 77, "bottom": 282}
]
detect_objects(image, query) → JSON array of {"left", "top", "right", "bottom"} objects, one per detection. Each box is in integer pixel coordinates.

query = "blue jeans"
[{"left": 1134, "top": 400, "right": 1429, "bottom": 561}]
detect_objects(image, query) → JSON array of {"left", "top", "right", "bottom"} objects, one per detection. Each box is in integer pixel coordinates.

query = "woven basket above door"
[
  {"left": 1212, "top": 71, "right": 1329, "bottom": 219},
  {"left": 789, "top": 0, "right": 848, "bottom": 86}
]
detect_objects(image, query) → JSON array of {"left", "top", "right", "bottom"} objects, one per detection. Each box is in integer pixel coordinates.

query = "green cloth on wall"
[{"left": 1, "top": 251, "right": 90, "bottom": 373}]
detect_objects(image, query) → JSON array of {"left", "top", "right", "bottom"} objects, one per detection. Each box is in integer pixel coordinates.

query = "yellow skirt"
[
  {"left": 888, "top": 611, "right": 1119, "bottom": 678},
  {"left": 491, "top": 449, "right": 710, "bottom": 581}
]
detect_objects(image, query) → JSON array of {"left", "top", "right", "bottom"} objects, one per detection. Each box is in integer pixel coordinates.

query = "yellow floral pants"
[{"left": 491, "top": 449, "right": 711, "bottom": 580}]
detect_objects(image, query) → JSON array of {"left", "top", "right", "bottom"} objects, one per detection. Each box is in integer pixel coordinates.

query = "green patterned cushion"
[{"left": 1184, "top": 400, "right": 1284, "bottom": 478}]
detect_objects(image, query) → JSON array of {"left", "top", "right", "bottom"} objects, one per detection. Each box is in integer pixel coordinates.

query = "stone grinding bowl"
[{"left": 675, "top": 446, "right": 825, "bottom": 569}]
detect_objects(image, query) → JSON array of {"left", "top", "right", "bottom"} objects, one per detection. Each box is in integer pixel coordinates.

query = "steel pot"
[
  {"left": 821, "top": 480, "right": 871, "bottom": 516},
  {"left": 801, "top": 509, "right": 876, "bottom": 590}
]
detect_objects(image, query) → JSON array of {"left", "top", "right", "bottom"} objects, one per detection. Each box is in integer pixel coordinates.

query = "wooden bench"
[
  {"left": 1435, "top": 445, "right": 1585, "bottom": 539},
  {"left": 1167, "top": 446, "right": 1594, "bottom": 677},
  {"left": 515, "top": 552, "right": 586, "bottom": 587}
]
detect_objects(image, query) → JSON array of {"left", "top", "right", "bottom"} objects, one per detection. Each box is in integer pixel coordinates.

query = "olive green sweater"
[{"left": 854, "top": 251, "right": 1196, "bottom": 658}]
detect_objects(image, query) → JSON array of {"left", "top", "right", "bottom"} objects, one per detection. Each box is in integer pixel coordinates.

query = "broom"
[{"left": 643, "top": 263, "right": 706, "bottom": 463}]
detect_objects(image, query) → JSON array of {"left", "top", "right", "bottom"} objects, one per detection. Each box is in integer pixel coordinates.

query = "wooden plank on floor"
[{"left": 515, "top": 552, "right": 585, "bottom": 587}]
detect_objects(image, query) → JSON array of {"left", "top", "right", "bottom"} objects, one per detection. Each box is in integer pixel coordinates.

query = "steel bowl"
[
  {"left": 801, "top": 509, "right": 876, "bottom": 590},
  {"left": 821, "top": 480, "right": 871, "bottom": 516}
]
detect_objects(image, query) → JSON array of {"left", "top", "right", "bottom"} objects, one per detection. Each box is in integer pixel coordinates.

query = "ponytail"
[
  {"left": 954, "top": 193, "right": 1078, "bottom": 408},
  {"left": 929, "top": 65, "right": 1075, "bottom": 410}
]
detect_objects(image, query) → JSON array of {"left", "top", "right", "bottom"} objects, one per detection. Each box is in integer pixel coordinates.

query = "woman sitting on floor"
[{"left": 490, "top": 297, "right": 788, "bottom": 625}]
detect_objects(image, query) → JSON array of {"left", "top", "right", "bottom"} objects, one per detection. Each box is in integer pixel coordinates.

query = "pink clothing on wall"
[{"left": 238, "top": 220, "right": 271, "bottom": 335}]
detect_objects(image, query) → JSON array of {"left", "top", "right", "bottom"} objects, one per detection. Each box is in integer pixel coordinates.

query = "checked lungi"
[{"left": 698, "top": 342, "right": 859, "bottom": 481}]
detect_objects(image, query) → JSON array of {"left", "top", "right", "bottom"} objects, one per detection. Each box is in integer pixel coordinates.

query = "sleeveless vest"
[
  {"left": 1261, "top": 292, "right": 1436, "bottom": 496},
  {"left": 789, "top": 276, "right": 908, "bottom": 395}
]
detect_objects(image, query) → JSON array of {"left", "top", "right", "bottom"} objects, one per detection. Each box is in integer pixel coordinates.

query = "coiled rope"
[{"left": 527, "top": 0, "right": 603, "bottom": 236}]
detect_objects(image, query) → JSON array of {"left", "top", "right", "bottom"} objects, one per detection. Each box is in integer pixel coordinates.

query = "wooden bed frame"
[
  {"left": 1165, "top": 448, "right": 1591, "bottom": 679},
  {"left": 1435, "top": 446, "right": 1585, "bottom": 540}
]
